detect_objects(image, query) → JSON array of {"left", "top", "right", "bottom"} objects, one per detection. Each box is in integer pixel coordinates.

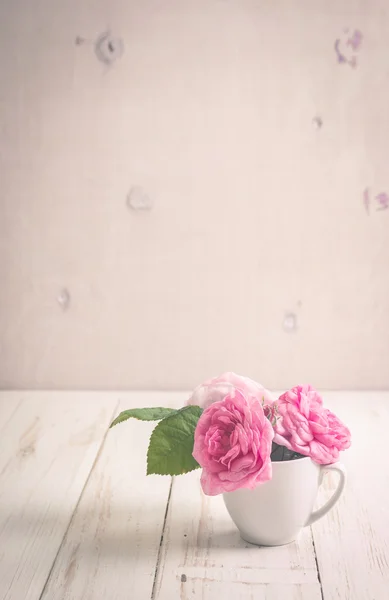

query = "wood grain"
[
  {"left": 1, "top": 391, "right": 388, "bottom": 599},
  {"left": 0, "top": 392, "right": 117, "bottom": 600},
  {"left": 0, "top": 395, "right": 23, "bottom": 434},
  {"left": 153, "top": 470, "right": 322, "bottom": 599},
  {"left": 40, "top": 393, "right": 185, "bottom": 600},
  {"left": 311, "top": 392, "right": 389, "bottom": 600}
]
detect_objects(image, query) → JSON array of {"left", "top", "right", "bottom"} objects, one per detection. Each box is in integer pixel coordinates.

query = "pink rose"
[
  {"left": 188, "top": 372, "right": 274, "bottom": 410},
  {"left": 193, "top": 389, "right": 274, "bottom": 495},
  {"left": 273, "top": 385, "right": 351, "bottom": 464}
]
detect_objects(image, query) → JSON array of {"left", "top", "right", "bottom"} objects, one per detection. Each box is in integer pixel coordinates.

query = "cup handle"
[{"left": 305, "top": 462, "right": 346, "bottom": 526}]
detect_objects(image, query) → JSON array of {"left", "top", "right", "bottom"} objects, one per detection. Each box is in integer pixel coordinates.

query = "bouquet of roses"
[{"left": 110, "top": 373, "right": 351, "bottom": 496}]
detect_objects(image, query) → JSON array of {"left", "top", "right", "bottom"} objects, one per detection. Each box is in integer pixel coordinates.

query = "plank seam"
[
  {"left": 0, "top": 398, "right": 24, "bottom": 436},
  {"left": 311, "top": 529, "right": 325, "bottom": 600},
  {"left": 150, "top": 477, "right": 174, "bottom": 600},
  {"left": 37, "top": 399, "right": 120, "bottom": 600}
]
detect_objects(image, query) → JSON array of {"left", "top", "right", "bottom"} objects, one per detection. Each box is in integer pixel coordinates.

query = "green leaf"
[
  {"left": 147, "top": 405, "right": 203, "bottom": 476},
  {"left": 110, "top": 407, "right": 178, "bottom": 428}
]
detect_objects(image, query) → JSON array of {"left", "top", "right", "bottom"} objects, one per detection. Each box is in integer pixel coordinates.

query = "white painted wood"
[
  {"left": 0, "top": 394, "right": 23, "bottom": 433},
  {"left": 0, "top": 392, "right": 117, "bottom": 600},
  {"left": 1, "top": 391, "right": 388, "bottom": 599},
  {"left": 311, "top": 392, "right": 389, "bottom": 600},
  {"left": 153, "top": 470, "right": 322, "bottom": 599},
  {"left": 40, "top": 393, "right": 186, "bottom": 600}
]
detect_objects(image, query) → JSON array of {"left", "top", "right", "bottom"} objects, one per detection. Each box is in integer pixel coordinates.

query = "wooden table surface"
[{"left": 0, "top": 391, "right": 388, "bottom": 600}]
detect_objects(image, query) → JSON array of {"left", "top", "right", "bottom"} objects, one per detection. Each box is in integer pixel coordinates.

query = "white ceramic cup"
[{"left": 223, "top": 457, "right": 346, "bottom": 546}]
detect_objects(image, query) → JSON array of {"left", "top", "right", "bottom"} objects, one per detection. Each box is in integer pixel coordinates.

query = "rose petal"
[
  {"left": 274, "top": 385, "right": 351, "bottom": 464},
  {"left": 193, "top": 387, "right": 274, "bottom": 495}
]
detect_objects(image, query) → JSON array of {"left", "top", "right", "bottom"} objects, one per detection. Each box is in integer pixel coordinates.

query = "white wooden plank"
[
  {"left": 40, "top": 392, "right": 186, "bottom": 600},
  {"left": 153, "top": 470, "right": 322, "bottom": 599},
  {"left": 174, "top": 579, "right": 320, "bottom": 600},
  {"left": 312, "top": 392, "right": 389, "bottom": 600},
  {"left": 0, "top": 394, "right": 23, "bottom": 432},
  {"left": 0, "top": 391, "right": 117, "bottom": 600},
  {"left": 3, "top": 389, "right": 387, "bottom": 599}
]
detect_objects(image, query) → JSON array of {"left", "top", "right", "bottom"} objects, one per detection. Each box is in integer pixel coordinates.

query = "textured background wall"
[{"left": 0, "top": 0, "right": 388, "bottom": 391}]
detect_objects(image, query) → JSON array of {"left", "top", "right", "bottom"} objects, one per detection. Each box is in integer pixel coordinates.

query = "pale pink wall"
[{"left": 0, "top": 0, "right": 388, "bottom": 390}]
